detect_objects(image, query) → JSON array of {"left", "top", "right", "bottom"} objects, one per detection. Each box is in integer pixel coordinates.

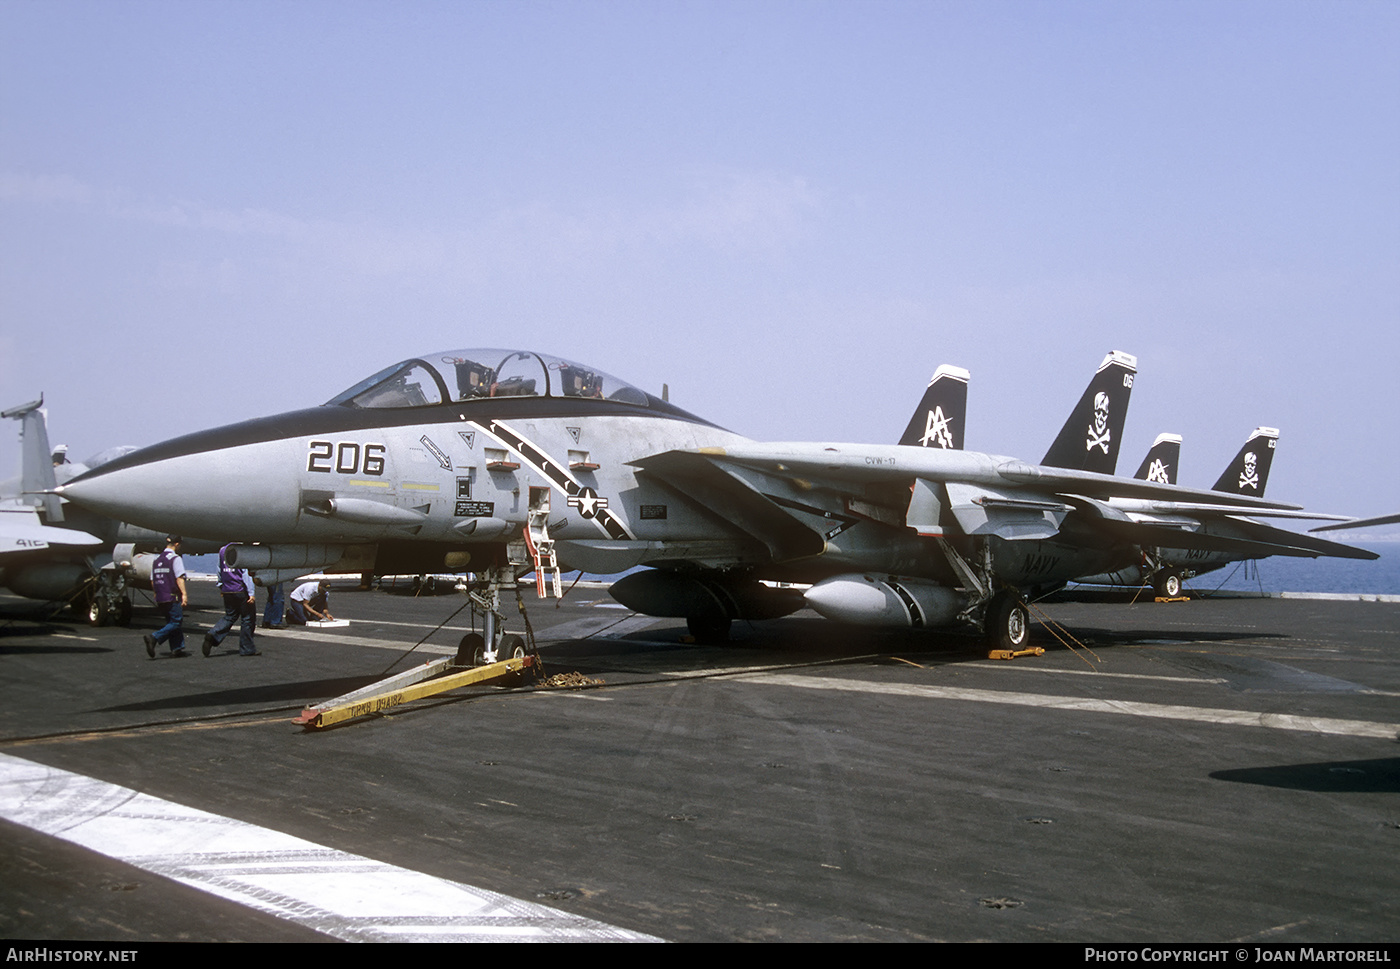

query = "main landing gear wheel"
[
  {"left": 500, "top": 634, "right": 527, "bottom": 660},
  {"left": 986, "top": 591, "right": 1029, "bottom": 652},
  {"left": 114, "top": 597, "right": 132, "bottom": 627},
  {"left": 87, "top": 595, "right": 109, "bottom": 627},
  {"left": 686, "top": 615, "right": 731, "bottom": 644},
  {"left": 1154, "top": 571, "right": 1183, "bottom": 598},
  {"left": 458, "top": 632, "right": 527, "bottom": 666}
]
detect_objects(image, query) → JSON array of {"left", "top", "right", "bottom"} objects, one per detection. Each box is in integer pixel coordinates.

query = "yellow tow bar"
[{"left": 295, "top": 654, "right": 540, "bottom": 729}]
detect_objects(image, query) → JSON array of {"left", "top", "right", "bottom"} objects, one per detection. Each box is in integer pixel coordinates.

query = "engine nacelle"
[
  {"left": 805, "top": 573, "right": 966, "bottom": 629},
  {"left": 609, "top": 570, "right": 803, "bottom": 622}
]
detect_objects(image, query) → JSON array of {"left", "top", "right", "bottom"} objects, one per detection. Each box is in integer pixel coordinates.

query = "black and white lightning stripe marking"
[{"left": 468, "top": 420, "right": 634, "bottom": 540}]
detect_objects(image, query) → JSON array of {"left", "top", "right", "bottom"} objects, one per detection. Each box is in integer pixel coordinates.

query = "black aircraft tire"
[
  {"left": 1155, "top": 572, "right": 1183, "bottom": 598},
  {"left": 457, "top": 632, "right": 486, "bottom": 667},
  {"left": 501, "top": 634, "right": 527, "bottom": 660},
  {"left": 87, "top": 596, "right": 109, "bottom": 627},
  {"left": 115, "top": 598, "right": 132, "bottom": 627},
  {"left": 687, "top": 615, "right": 731, "bottom": 644},
  {"left": 986, "top": 591, "right": 1029, "bottom": 652}
]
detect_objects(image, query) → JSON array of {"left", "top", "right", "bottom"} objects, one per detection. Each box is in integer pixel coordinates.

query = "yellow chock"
[{"left": 987, "top": 646, "right": 1045, "bottom": 661}]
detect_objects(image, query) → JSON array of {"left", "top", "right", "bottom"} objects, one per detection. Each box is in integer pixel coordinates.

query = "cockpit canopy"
[{"left": 326, "top": 349, "right": 652, "bottom": 409}]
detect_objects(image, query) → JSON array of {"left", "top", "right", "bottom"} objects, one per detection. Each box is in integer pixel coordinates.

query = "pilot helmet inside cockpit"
[
  {"left": 451, "top": 358, "right": 496, "bottom": 399},
  {"left": 558, "top": 363, "right": 603, "bottom": 398}
]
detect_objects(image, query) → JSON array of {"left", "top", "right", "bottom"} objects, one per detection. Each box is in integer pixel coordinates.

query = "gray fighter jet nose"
[
  {"left": 60, "top": 437, "right": 304, "bottom": 543},
  {"left": 57, "top": 467, "right": 158, "bottom": 524}
]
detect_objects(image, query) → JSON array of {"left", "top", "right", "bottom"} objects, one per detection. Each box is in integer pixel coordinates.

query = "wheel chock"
[{"left": 987, "top": 646, "right": 1046, "bottom": 661}]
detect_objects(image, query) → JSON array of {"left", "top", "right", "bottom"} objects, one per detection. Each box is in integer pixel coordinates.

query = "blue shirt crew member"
[
  {"left": 204, "top": 545, "right": 259, "bottom": 656},
  {"left": 262, "top": 580, "right": 285, "bottom": 628},
  {"left": 287, "top": 580, "right": 334, "bottom": 624},
  {"left": 145, "top": 536, "right": 188, "bottom": 658}
]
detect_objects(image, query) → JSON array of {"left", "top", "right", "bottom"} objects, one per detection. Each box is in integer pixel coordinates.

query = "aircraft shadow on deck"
[
  {"left": 1211, "top": 758, "right": 1400, "bottom": 793},
  {"left": 547, "top": 614, "right": 1285, "bottom": 666},
  {"left": 92, "top": 675, "right": 386, "bottom": 714},
  {"left": 1056, "top": 626, "right": 1288, "bottom": 647}
]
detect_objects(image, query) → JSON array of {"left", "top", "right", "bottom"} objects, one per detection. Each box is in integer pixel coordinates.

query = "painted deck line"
[
  {"left": 256, "top": 627, "right": 456, "bottom": 654},
  {"left": 0, "top": 753, "right": 661, "bottom": 943},
  {"left": 963, "top": 662, "right": 1229, "bottom": 684},
  {"left": 1277, "top": 592, "right": 1400, "bottom": 603},
  {"left": 750, "top": 675, "right": 1400, "bottom": 740}
]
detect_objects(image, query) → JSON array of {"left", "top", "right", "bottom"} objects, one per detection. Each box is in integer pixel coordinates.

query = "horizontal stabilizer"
[
  {"left": 1093, "top": 514, "right": 1378, "bottom": 561},
  {"left": 1311, "top": 512, "right": 1400, "bottom": 532},
  {"left": 1225, "top": 517, "right": 1378, "bottom": 560},
  {"left": 1, "top": 501, "right": 101, "bottom": 556}
]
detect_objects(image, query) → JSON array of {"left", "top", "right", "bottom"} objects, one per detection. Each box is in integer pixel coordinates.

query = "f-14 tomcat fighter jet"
[
  {"left": 1077, "top": 427, "right": 1377, "bottom": 597},
  {"left": 58, "top": 347, "right": 1331, "bottom": 652},
  {"left": 3, "top": 396, "right": 218, "bottom": 624}
]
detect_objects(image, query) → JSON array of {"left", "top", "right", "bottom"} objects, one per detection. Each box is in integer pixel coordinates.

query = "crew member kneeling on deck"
[{"left": 287, "top": 580, "right": 334, "bottom": 624}]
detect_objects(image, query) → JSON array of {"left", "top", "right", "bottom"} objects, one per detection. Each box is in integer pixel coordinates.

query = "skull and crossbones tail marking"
[
  {"left": 1085, "top": 392, "right": 1111, "bottom": 454},
  {"left": 1238, "top": 451, "right": 1260, "bottom": 490}
]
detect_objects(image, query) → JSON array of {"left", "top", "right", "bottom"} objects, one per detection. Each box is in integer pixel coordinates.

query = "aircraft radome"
[{"left": 57, "top": 347, "right": 1373, "bottom": 657}]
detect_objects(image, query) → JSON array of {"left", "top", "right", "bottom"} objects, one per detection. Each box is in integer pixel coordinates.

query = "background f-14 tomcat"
[
  {"left": 895, "top": 358, "right": 1374, "bottom": 600},
  {"left": 2, "top": 397, "right": 219, "bottom": 624},
  {"left": 58, "top": 347, "right": 1375, "bottom": 652}
]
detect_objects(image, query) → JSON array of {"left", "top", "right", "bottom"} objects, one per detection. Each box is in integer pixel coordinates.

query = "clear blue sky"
[{"left": 2, "top": 0, "right": 1396, "bottom": 521}]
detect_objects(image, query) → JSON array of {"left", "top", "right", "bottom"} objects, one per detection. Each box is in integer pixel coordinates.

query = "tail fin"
[
  {"left": 1133, "top": 432, "right": 1181, "bottom": 485},
  {"left": 1, "top": 395, "right": 63, "bottom": 522},
  {"left": 1211, "top": 427, "right": 1278, "bottom": 496},
  {"left": 898, "top": 365, "right": 969, "bottom": 449},
  {"left": 1041, "top": 350, "right": 1137, "bottom": 475}
]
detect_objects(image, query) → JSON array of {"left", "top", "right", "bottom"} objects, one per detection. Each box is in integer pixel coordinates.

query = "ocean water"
[{"left": 1176, "top": 540, "right": 1400, "bottom": 596}]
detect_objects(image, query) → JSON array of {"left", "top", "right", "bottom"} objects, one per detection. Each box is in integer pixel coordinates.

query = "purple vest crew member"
[
  {"left": 145, "top": 536, "right": 188, "bottom": 658},
  {"left": 151, "top": 547, "right": 183, "bottom": 604},
  {"left": 204, "top": 544, "right": 259, "bottom": 656}
]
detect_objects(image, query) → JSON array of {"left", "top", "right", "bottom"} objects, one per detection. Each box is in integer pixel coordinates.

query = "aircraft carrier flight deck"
[{"left": 1, "top": 581, "right": 1396, "bottom": 943}]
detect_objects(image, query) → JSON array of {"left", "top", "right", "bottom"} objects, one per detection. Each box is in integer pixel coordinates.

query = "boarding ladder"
[{"left": 525, "top": 486, "right": 563, "bottom": 599}]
